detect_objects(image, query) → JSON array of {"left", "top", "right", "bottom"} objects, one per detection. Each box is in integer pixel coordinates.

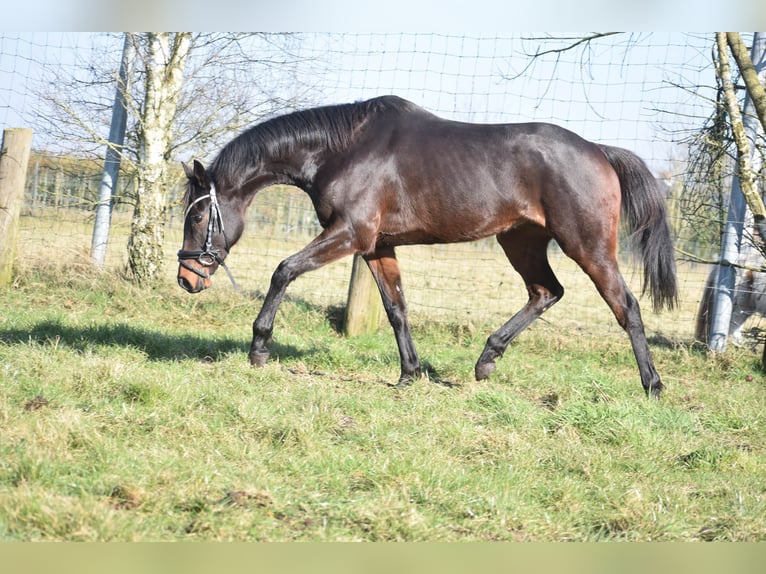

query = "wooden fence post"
[
  {"left": 343, "top": 253, "right": 385, "bottom": 336},
  {"left": 0, "top": 128, "right": 33, "bottom": 287}
]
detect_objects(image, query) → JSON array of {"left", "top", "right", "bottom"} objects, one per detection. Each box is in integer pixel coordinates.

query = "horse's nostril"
[{"left": 178, "top": 275, "right": 200, "bottom": 293}]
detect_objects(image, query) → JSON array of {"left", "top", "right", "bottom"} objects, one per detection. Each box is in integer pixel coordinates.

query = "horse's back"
[
  {"left": 372, "top": 113, "right": 612, "bottom": 186},
  {"left": 336, "top": 112, "right": 618, "bottom": 245},
  {"left": 380, "top": 114, "right": 618, "bottom": 213}
]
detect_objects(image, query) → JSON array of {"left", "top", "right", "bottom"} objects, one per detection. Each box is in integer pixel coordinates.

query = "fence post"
[
  {"left": 0, "top": 128, "right": 33, "bottom": 287},
  {"left": 343, "top": 253, "right": 385, "bottom": 336},
  {"left": 708, "top": 33, "right": 766, "bottom": 352},
  {"left": 91, "top": 33, "right": 136, "bottom": 267}
]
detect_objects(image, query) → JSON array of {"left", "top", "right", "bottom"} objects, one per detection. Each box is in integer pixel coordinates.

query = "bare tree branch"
[
  {"left": 519, "top": 32, "right": 622, "bottom": 58},
  {"left": 676, "top": 246, "right": 766, "bottom": 272},
  {"left": 727, "top": 32, "right": 766, "bottom": 135}
]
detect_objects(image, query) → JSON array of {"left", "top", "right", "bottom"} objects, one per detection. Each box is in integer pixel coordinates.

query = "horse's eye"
[{"left": 192, "top": 214, "right": 204, "bottom": 224}]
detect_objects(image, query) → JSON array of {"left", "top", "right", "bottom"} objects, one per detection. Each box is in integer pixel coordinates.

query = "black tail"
[{"left": 600, "top": 145, "right": 678, "bottom": 312}]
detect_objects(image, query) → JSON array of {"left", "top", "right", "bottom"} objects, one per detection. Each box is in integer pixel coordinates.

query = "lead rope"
[{"left": 218, "top": 258, "right": 241, "bottom": 293}]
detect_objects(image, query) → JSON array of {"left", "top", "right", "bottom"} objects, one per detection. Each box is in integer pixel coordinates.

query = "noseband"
[{"left": 177, "top": 183, "right": 240, "bottom": 291}]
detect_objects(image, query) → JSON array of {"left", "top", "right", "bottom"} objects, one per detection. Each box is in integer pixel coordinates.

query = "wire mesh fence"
[{"left": 3, "top": 32, "right": 763, "bottom": 344}]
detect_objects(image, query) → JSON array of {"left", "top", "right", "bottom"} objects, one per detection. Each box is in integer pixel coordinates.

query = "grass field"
[{"left": 1, "top": 256, "right": 765, "bottom": 541}]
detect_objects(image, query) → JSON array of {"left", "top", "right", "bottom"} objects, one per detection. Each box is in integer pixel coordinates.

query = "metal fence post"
[
  {"left": 90, "top": 33, "right": 135, "bottom": 267},
  {"left": 708, "top": 33, "right": 766, "bottom": 352}
]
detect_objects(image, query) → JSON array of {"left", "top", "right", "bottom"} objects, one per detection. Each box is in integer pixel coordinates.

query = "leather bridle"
[{"left": 177, "top": 183, "right": 240, "bottom": 291}]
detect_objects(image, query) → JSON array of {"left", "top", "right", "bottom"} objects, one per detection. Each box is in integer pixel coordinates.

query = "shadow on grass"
[
  {"left": 0, "top": 319, "right": 311, "bottom": 364},
  {"left": 647, "top": 333, "right": 709, "bottom": 354},
  {"left": 0, "top": 318, "right": 456, "bottom": 387}
]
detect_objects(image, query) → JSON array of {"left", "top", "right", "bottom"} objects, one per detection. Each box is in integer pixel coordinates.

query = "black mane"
[{"left": 208, "top": 95, "right": 422, "bottom": 185}]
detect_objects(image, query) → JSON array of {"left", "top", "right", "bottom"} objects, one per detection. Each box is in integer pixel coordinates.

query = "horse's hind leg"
[
  {"left": 475, "top": 228, "right": 564, "bottom": 380},
  {"left": 574, "top": 255, "right": 663, "bottom": 398},
  {"left": 363, "top": 246, "right": 422, "bottom": 386}
]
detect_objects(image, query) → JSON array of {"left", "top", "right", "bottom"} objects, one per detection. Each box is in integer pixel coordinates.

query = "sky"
[
  {"left": 2, "top": 0, "right": 765, "bottom": 170},
  {"left": 0, "top": 31, "right": 727, "bottom": 175},
  {"left": 1, "top": 0, "right": 765, "bottom": 32}
]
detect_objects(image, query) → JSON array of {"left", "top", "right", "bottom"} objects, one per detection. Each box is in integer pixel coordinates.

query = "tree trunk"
[
  {"left": 716, "top": 33, "right": 764, "bottom": 222},
  {"left": 727, "top": 32, "right": 766, "bottom": 135},
  {"left": 727, "top": 32, "right": 766, "bottom": 241},
  {"left": 127, "top": 32, "right": 191, "bottom": 283},
  {"left": 708, "top": 33, "right": 766, "bottom": 352}
]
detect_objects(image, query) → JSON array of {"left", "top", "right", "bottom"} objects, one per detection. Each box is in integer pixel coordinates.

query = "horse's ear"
[
  {"left": 182, "top": 161, "right": 194, "bottom": 180},
  {"left": 182, "top": 159, "right": 210, "bottom": 187},
  {"left": 192, "top": 159, "right": 210, "bottom": 188}
]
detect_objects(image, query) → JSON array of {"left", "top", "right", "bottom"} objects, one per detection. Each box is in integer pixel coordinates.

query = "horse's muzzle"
[
  {"left": 177, "top": 249, "right": 218, "bottom": 293},
  {"left": 178, "top": 274, "right": 202, "bottom": 293},
  {"left": 177, "top": 264, "right": 212, "bottom": 293}
]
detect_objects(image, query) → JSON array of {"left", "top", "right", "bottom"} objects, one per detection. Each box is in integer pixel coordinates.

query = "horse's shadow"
[
  {"left": 1, "top": 310, "right": 463, "bottom": 387},
  {"left": 0, "top": 319, "right": 306, "bottom": 364}
]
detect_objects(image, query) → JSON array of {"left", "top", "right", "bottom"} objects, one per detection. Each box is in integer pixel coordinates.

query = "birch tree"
[
  {"left": 727, "top": 32, "right": 766, "bottom": 135},
  {"left": 126, "top": 33, "right": 192, "bottom": 283},
  {"left": 725, "top": 32, "right": 766, "bottom": 243},
  {"left": 32, "top": 32, "right": 315, "bottom": 282},
  {"left": 715, "top": 33, "right": 765, "bottom": 226}
]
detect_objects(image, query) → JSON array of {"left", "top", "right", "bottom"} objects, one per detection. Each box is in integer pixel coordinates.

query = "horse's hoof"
[
  {"left": 249, "top": 350, "right": 270, "bottom": 367},
  {"left": 393, "top": 376, "right": 414, "bottom": 388},
  {"left": 475, "top": 360, "right": 496, "bottom": 381}
]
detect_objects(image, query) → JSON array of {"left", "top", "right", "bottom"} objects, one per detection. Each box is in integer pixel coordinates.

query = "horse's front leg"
[{"left": 249, "top": 223, "right": 355, "bottom": 367}]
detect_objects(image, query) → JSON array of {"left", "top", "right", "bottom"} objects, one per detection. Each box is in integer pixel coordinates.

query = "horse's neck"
[
  {"left": 228, "top": 119, "right": 356, "bottom": 199},
  {"left": 225, "top": 152, "right": 322, "bottom": 211},
  {"left": 262, "top": 145, "right": 332, "bottom": 192}
]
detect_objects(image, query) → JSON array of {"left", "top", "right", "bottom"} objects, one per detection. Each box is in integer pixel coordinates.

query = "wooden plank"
[
  {"left": 0, "top": 128, "right": 33, "bottom": 287},
  {"left": 343, "top": 253, "right": 385, "bottom": 336}
]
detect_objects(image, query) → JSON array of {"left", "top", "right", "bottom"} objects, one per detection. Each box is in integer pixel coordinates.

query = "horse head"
[{"left": 177, "top": 160, "right": 242, "bottom": 293}]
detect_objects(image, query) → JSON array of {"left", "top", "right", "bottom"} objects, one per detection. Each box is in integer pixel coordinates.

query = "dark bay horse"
[{"left": 177, "top": 95, "right": 677, "bottom": 397}]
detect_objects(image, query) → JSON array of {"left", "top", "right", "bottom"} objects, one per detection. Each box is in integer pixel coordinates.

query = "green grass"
[{"left": 1, "top": 263, "right": 765, "bottom": 541}]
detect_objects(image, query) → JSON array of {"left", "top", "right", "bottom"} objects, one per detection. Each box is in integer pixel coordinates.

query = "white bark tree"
[
  {"left": 126, "top": 33, "right": 191, "bottom": 283},
  {"left": 727, "top": 32, "right": 766, "bottom": 136},
  {"left": 31, "top": 32, "right": 317, "bottom": 282},
  {"left": 716, "top": 32, "right": 766, "bottom": 234},
  {"left": 725, "top": 32, "right": 766, "bottom": 242}
]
